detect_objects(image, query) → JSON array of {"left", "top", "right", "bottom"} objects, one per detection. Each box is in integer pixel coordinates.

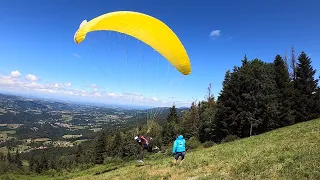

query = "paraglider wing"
[{"left": 74, "top": 11, "right": 191, "bottom": 75}]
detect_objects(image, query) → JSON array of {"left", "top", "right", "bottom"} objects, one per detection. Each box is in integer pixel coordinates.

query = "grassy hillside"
[{"left": 2, "top": 119, "right": 320, "bottom": 180}]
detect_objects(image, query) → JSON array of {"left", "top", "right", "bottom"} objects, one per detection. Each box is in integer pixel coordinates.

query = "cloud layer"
[{"left": 0, "top": 70, "right": 190, "bottom": 107}]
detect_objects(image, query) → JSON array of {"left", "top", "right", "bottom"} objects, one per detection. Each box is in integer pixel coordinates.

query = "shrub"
[
  {"left": 203, "top": 141, "right": 215, "bottom": 148},
  {"left": 164, "top": 144, "right": 173, "bottom": 156},
  {"left": 45, "top": 169, "right": 57, "bottom": 177},
  {"left": 221, "top": 135, "right": 239, "bottom": 143},
  {"left": 187, "top": 137, "right": 201, "bottom": 150}
]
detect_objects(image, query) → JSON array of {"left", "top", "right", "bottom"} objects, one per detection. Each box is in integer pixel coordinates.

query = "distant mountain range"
[{"left": 0, "top": 92, "right": 189, "bottom": 114}]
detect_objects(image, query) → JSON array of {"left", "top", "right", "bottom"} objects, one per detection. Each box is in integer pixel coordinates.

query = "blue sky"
[{"left": 0, "top": 0, "right": 319, "bottom": 107}]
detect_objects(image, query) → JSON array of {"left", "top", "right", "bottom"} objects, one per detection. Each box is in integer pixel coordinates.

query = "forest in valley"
[{"left": 1, "top": 47, "right": 320, "bottom": 175}]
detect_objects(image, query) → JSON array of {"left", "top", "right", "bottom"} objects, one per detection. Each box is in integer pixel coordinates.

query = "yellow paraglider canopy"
[{"left": 74, "top": 11, "right": 191, "bottom": 75}]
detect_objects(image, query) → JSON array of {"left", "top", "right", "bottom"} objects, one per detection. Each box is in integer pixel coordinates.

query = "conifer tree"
[
  {"left": 215, "top": 58, "right": 280, "bottom": 140},
  {"left": 15, "top": 149, "right": 22, "bottom": 169},
  {"left": 190, "top": 101, "right": 200, "bottom": 139},
  {"left": 167, "top": 105, "right": 179, "bottom": 124},
  {"left": 273, "top": 55, "right": 295, "bottom": 126},
  {"left": 40, "top": 151, "right": 49, "bottom": 172},
  {"left": 214, "top": 69, "right": 238, "bottom": 141},
  {"left": 199, "top": 83, "right": 216, "bottom": 142},
  {"left": 290, "top": 46, "right": 297, "bottom": 80},
  {"left": 113, "top": 132, "right": 123, "bottom": 157},
  {"left": 179, "top": 101, "right": 200, "bottom": 139},
  {"left": 0, "top": 152, "right": 5, "bottom": 161},
  {"left": 94, "top": 132, "right": 106, "bottom": 164},
  {"left": 7, "top": 150, "right": 13, "bottom": 164},
  {"left": 162, "top": 105, "right": 179, "bottom": 144},
  {"left": 75, "top": 144, "right": 84, "bottom": 164},
  {"left": 294, "top": 52, "right": 320, "bottom": 121},
  {"left": 241, "top": 55, "right": 248, "bottom": 66},
  {"left": 29, "top": 155, "right": 35, "bottom": 172}
]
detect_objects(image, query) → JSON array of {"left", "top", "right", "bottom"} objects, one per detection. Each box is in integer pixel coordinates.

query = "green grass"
[
  {"left": 62, "top": 134, "right": 83, "bottom": 139},
  {"left": 71, "top": 125, "right": 87, "bottom": 130},
  {"left": 33, "top": 138, "right": 50, "bottom": 142},
  {"left": 1, "top": 130, "right": 16, "bottom": 135},
  {"left": 0, "top": 131, "right": 16, "bottom": 143},
  {"left": 61, "top": 114, "right": 73, "bottom": 123},
  {"left": 2, "top": 119, "right": 320, "bottom": 180}
]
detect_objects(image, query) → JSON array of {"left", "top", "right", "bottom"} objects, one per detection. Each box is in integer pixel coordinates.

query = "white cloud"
[
  {"left": 10, "top": 70, "right": 21, "bottom": 78},
  {"left": 37, "top": 88, "right": 56, "bottom": 94},
  {"left": 107, "top": 93, "right": 116, "bottom": 97},
  {"left": 0, "top": 70, "right": 191, "bottom": 107},
  {"left": 0, "top": 75, "right": 16, "bottom": 85},
  {"left": 54, "top": 83, "right": 63, "bottom": 88},
  {"left": 73, "top": 53, "right": 82, "bottom": 59},
  {"left": 64, "top": 82, "right": 72, "bottom": 87},
  {"left": 210, "top": 30, "right": 221, "bottom": 37},
  {"left": 26, "top": 82, "right": 42, "bottom": 88},
  {"left": 26, "top": 74, "right": 39, "bottom": 81},
  {"left": 90, "top": 84, "right": 98, "bottom": 88}
]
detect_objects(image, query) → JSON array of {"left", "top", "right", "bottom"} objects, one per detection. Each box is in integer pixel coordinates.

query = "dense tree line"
[{"left": 1, "top": 48, "right": 320, "bottom": 175}]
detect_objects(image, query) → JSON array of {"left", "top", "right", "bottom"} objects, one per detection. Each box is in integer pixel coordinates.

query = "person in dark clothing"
[{"left": 135, "top": 135, "right": 152, "bottom": 162}]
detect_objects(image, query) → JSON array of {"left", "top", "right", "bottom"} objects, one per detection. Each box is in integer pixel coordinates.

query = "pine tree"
[
  {"left": 293, "top": 52, "right": 320, "bottom": 122},
  {"left": 113, "top": 132, "right": 123, "bottom": 157},
  {"left": 7, "top": 150, "right": 13, "bottom": 164},
  {"left": 39, "top": 151, "right": 49, "bottom": 172},
  {"left": 29, "top": 155, "right": 35, "bottom": 172},
  {"left": 314, "top": 84, "right": 320, "bottom": 114},
  {"left": 241, "top": 55, "right": 248, "bottom": 66},
  {"left": 180, "top": 110, "right": 192, "bottom": 138},
  {"left": 190, "top": 101, "right": 200, "bottom": 139},
  {"left": 290, "top": 46, "right": 297, "bottom": 80},
  {"left": 199, "top": 83, "right": 216, "bottom": 142},
  {"left": 283, "top": 50, "right": 289, "bottom": 70},
  {"left": 273, "top": 55, "right": 295, "bottom": 126},
  {"left": 179, "top": 101, "right": 200, "bottom": 140},
  {"left": 215, "top": 59, "right": 280, "bottom": 140},
  {"left": 167, "top": 105, "right": 179, "bottom": 124},
  {"left": 15, "top": 149, "right": 22, "bottom": 169},
  {"left": 147, "top": 120, "right": 163, "bottom": 147},
  {"left": 75, "top": 144, "right": 83, "bottom": 164},
  {"left": 94, "top": 132, "right": 107, "bottom": 164},
  {"left": 0, "top": 152, "right": 5, "bottom": 161},
  {"left": 49, "top": 155, "right": 57, "bottom": 170},
  {"left": 244, "top": 60, "right": 279, "bottom": 134},
  {"left": 214, "top": 68, "right": 238, "bottom": 141},
  {"left": 162, "top": 105, "right": 179, "bottom": 144}
]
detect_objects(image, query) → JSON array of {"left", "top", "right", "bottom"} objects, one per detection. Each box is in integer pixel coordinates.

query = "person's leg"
[
  {"left": 147, "top": 145, "right": 152, "bottom": 152},
  {"left": 138, "top": 147, "right": 144, "bottom": 162},
  {"left": 173, "top": 152, "right": 181, "bottom": 165},
  {"left": 142, "top": 148, "right": 145, "bottom": 160},
  {"left": 173, "top": 158, "right": 177, "bottom": 165},
  {"left": 179, "top": 152, "right": 185, "bottom": 165}
]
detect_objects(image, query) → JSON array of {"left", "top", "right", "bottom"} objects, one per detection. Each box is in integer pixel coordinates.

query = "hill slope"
[{"left": 3, "top": 119, "right": 320, "bottom": 180}]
